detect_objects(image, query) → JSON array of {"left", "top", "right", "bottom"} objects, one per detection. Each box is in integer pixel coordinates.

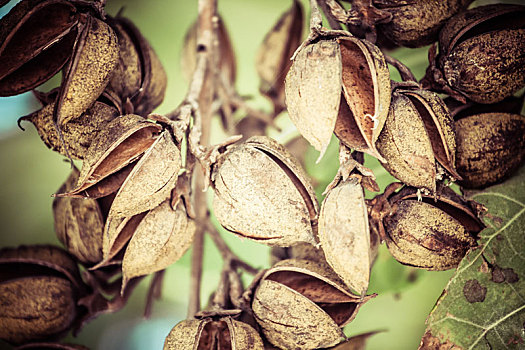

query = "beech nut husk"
[
  {"left": 381, "top": 187, "right": 483, "bottom": 270},
  {"left": 211, "top": 136, "right": 318, "bottom": 247},
  {"left": 455, "top": 113, "right": 525, "bottom": 188},
  {"left": 0, "top": 245, "right": 84, "bottom": 345},
  {"left": 163, "top": 316, "right": 264, "bottom": 350},
  {"left": 375, "top": 0, "right": 473, "bottom": 48},
  {"left": 252, "top": 259, "right": 374, "bottom": 349}
]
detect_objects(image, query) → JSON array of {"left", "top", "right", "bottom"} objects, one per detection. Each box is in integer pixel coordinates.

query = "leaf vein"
[{"left": 471, "top": 192, "right": 525, "bottom": 207}]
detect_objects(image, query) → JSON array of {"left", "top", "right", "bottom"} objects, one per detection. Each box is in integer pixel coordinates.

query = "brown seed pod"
[
  {"left": 318, "top": 177, "right": 372, "bottom": 295},
  {"left": 285, "top": 39, "right": 342, "bottom": 158},
  {"left": 163, "top": 317, "right": 264, "bottom": 350},
  {"left": 256, "top": 0, "right": 303, "bottom": 114},
  {"left": 425, "top": 4, "right": 525, "bottom": 104},
  {"left": 55, "top": 15, "right": 119, "bottom": 125},
  {"left": 252, "top": 259, "right": 374, "bottom": 350},
  {"left": 121, "top": 200, "right": 195, "bottom": 289},
  {"left": 0, "top": 0, "right": 78, "bottom": 96},
  {"left": 455, "top": 113, "right": 525, "bottom": 188},
  {"left": 376, "top": 88, "right": 458, "bottom": 192},
  {"left": 375, "top": 0, "right": 473, "bottom": 48},
  {"left": 53, "top": 168, "right": 104, "bottom": 265},
  {"left": 20, "top": 100, "right": 119, "bottom": 160},
  {"left": 211, "top": 136, "right": 318, "bottom": 247},
  {"left": 106, "top": 16, "right": 167, "bottom": 116},
  {"left": 0, "top": 245, "right": 85, "bottom": 345},
  {"left": 59, "top": 114, "right": 162, "bottom": 198},
  {"left": 335, "top": 37, "right": 390, "bottom": 161},
  {"left": 381, "top": 186, "right": 483, "bottom": 270}
]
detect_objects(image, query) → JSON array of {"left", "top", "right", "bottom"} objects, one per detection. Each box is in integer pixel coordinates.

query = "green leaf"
[{"left": 421, "top": 165, "right": 525, "bottom": 349}]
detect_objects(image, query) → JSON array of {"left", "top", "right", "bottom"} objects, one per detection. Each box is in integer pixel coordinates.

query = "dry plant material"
[
  {"left": 164, "top": 316, "right": 264, "bottom": 350},
  {"left": 0, "top": 0, "right": 78, "bottom": 96},
  {"left": 55, "top": 15, "right": 119, "bottom": 125},
  {"left": 455, "top": 113, "right": 525, "bottom": 188},
  {"left": 423, "top": 4, "right": 525, "bottom": 104},
  {"left": 256, "top": 0, "right": 303, "bottom": 114},
  {"left": 319, "top": 177, "right": 373, "bottom": 295},
  {"left": 285, "top": 39, "right": 342, "bottom": 158},
  {"left": 252, "top": 259, "right": 374, "bottom": 349},
  {"left": 374, "top": 0, "right": 473, "bottom": 48},
  {"left": 61, "top": 114, "right": 161, "bottom": 198},
  {"left": 21, "top": 101, "right": 119, "bottom": 160},
  {"left": 53, "top": 168, "right": 104, "bottom": 265},
  {"left": 211, "top": 136, "right": 318, "bottom": 247},
  {"left": 376, "top": 88, "right": 458, "bottom": 192},
  {"left": 335, "top": 36, "right": 390, "bottom": 161},
  {"left": 372, "top": 186, "right": 483, "bottom": 270},
  {"left": 0, "top": 245, "right": 86, "bottom": 345},
  {"left": 122, "top": 200, "right": 195, "bottom": 288},
  {"left": 106, "top": 16, "right": 167, "bottom": 116},
  {"left": 15, "top": 343, "right": 90, "bottom": 350}
]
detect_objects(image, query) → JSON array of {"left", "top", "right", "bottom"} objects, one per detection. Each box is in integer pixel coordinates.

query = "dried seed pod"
[
  {"left": 335, "top": 37, "right": 390, "bottom": 161},
  {"left": 318, "top": 177, "right": 372, "bottom": 295},
  {"left": 108, "top": 130, "right": 180, "bottom": 218},
  {"left": 55, "top": 15, "right": 119, "bottom": 125},
  {"left": 15, "top": 343, "right": 90, "bottom": 350},
  {"left": 21, "top": 100, "right": 119, "bottom": 160},
  {"left": 285, "top": 40, "right": 342, "bottom": 158},
  {"left": 252, "top": 259, "right": 374, "bottom": 349},
  {"left": 375, "top": 0, "right": 473, "bottom": 48},
  {"left": 376, "top": 88, "right": 458, "bottom": 191},
  {"left": 61, "top": 114, "right": 162, "bottom": 198},
  {"left": 211, "top": 136, "right": 318, "bottom": 247},
  {"left": 164, "top": 317, "right": 264, "bottom": 350},
  {"left": 107, "top": 16, "right": 167, "bottom": 116},
  {"left": 121, "top": 200, "right": 195, "bottom": 288},
  {"left": 382, "top": 186, "right": 482, "bottom": 270},
  {"left": 455, "top": 113, "right": 525, "bottom": 188},
  {"left": 53, "top": 168, "right": 104, "bottom": 264},
  {"left": 426, "top": 4, "right": 525, "bottom": 104},
  {"left": 0, "top": 0, "right": 78, "bottom": 96},
  {"left": 256, "top": 0, "right": 303, "bottom": 113},
  {"left": 0, "top": 245, "right": 84, "bottom": 345}
]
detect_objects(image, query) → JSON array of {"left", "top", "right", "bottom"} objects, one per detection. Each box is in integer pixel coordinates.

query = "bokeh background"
[{"left": 2, "top": 0, "right": 513, "bottom": 349}]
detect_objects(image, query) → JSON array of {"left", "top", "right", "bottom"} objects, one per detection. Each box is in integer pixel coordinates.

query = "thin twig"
[
  {"left": 385, "top": 54, "right": 417, "bottom": 82},
  {"left": 319, "top": 0, "right": 342, "bottom": 30}
]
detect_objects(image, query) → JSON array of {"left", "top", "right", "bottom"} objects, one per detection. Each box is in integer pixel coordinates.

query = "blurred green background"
[{"left": 0, "top": 0, "right": 475, "bottom": 348}]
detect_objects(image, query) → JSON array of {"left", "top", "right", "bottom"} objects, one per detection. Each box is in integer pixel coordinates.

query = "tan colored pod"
[
  {"left": 319, "top": 177, "right": 372, "bottom": 295},
  {"left": 212, "top": 136, "right": 318, "bottom": 247},
  {"left": 384, "top": 200, "right": 475, "bottom": 270},
  {"left": 376, "top": 92, "right": 436, "bottom": 190},
  {"left": 163, "top": 317, "right": 264, "bottom": 350},
  {"left": 252, "top": 259, "right": 374, "bottom": 349},
  {"left": 285, "top": 40, "right": 342, "bottom": 158},
  {"left": 455, "top": 113, "right": 525, "bottom": 188}
]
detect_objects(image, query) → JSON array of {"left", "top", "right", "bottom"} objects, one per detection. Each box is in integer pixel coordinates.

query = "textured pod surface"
[
  {"left": 376, "top": 92, "right": 436, "bottom": 190},
  {"left": 335, "top": 37, "right": 390, "bottom": 160},
  {"left": 53, "top": 168, "right": 104, "bottom": 264},
  {"left": 164, "top": 319, "right": 202, "bottom": 350},
  {"left": 122, "top": 201, "right": 195, "bottom": 286},
  {"left": 24, "top": 101, "right": 119, "bottom": 160},
  {"left": 108, "top": 130, "right": 180, "bottom": 218},
  {"left": 455, "top": 113, "right": 525, "bottom": 188},
  {"left": 0, "top": 0, "right": 78, "bottom": 96},
  {"left": 375, "top": 0, "right": 473, "bottom": 48},
  {"left": 212, "top": 136, "right": 317, "bottom": 246},
  {"left": 227, "top": 318, "right": 264, "bottom": 350},
  {"left": 0, "top": 276, "right": 76, "bottom": 345},
  {"left": 56, "top": 16, "right": 119, "bottom": 124},
  {"left": 69, "top": 114, "right": 161, "bottom": 196},
  {"left": 384, "top": 200, "right": 475, "bottom": 270},
  {"left": 442, "top": 30, "right": 525, "bottom": 104},
  {"left": 318, "top": 177, "right": 371, "bottom": 295},
  {"left": 285, "top": 40, "right": 342, "bottom": 157},
  {"left": 253, "top": 279, "right": 345, "bottom": 349}
]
